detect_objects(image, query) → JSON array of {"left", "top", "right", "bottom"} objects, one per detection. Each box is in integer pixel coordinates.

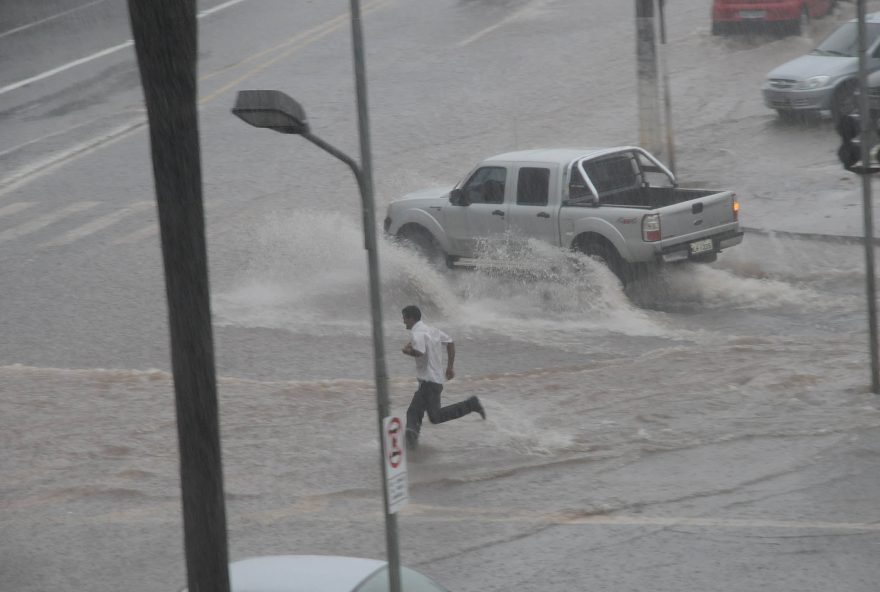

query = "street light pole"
[
  {"left": 855, "top": 0, "right": 880, "bottom": 393},
  {"left": 348, "top": 3, "right": 402, "bottom": 590},
  {"left": 656, "top": 0, "right": 676, "bottom": 175},
  {"left": 229, "top": 5, "right": 402, "bottom": 587},
  {"left": 232, "top": 100, "right": 404, "bottom": 589}
]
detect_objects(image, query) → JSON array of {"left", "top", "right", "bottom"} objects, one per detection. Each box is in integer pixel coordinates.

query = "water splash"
[{"left": 213, "top": 213, "right": 674, "bottom": 341}]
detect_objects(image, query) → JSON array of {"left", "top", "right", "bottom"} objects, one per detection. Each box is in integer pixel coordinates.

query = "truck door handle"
[
  {"left": 536, "top": 212, "right": 550, "bottom": 218},
  {"left": 492, "top": 210, "right": 505, "bottom": 217}
]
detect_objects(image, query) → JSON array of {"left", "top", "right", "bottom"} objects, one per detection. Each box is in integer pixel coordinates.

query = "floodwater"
[
  {"left": 5, "top": 228, "right": 876, "bottom": 530},
  {"left": 4, "top": 1, "right": 880, "bottom": 591}
]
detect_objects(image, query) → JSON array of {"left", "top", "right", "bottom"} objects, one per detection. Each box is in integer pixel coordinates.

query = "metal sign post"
[{"left": 856, "top": 0, "right": 880, "bottom": 394}]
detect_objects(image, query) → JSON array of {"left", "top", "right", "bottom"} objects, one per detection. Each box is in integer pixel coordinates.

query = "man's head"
[{"left": 401, "top": 305, "right": 421, "bottom": 329}]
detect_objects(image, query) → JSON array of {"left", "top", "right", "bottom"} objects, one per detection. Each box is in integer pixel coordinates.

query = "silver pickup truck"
[{"left": 384, "top": 147, "right": 743, "bottom": 282}]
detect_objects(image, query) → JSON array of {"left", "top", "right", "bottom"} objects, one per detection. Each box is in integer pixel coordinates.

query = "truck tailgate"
[{"left": 659, "top": 191, "right": 736, "bottom": 243}]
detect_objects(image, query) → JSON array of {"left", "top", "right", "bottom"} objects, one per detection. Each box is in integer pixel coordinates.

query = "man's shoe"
[
  {"left": 469, "top": 396, "right": 486, "bottom": 420},
  {"left": 405, "top": 428, "right": 419, "bottom": 450}
]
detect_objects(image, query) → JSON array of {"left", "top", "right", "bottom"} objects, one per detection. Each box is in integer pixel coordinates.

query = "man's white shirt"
[{"left": 409, "top": 320, "right": 452, "bottom": 384}]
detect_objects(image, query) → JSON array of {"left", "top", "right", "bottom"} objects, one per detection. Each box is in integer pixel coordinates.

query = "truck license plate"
[
  {"left": 739, "top": 10, "right": 766, "bottom": 19},
  {"left": 689, "top": 238, "right": 714, "bottom": 255}
]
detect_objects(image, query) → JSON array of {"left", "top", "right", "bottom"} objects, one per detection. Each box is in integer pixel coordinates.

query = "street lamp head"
[{"left": 231, "top": 90, "right": 310, "bottom": 135}]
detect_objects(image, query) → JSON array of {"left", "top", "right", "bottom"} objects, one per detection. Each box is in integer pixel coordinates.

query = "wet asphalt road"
[{"left": 3, "top": 1, "right": 880, "bottom": 591}]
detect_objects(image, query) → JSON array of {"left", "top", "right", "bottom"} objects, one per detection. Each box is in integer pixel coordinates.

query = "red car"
[{"left": 712, "top": 0, "right": 836, "bottom": 36}]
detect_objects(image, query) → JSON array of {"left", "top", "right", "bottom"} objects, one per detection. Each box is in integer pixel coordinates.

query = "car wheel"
[
  {"left": 831, "top": 80, "right": 858, "bottom": 123},
  {"left": 776, "top": 109, "right": 799, "bottom": 123},
  {"left": 711, "top": 22, "right": 723, "bottom": 36}
]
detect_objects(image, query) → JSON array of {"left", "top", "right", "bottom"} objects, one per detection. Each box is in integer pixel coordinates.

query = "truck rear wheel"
[{"left": 577, "top": 238, "right": 630, "bottom": 285}]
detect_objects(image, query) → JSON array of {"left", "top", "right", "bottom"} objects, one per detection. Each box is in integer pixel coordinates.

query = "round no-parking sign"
[{"left": 383, "top": 416, "right": 408, "bottom": 513}]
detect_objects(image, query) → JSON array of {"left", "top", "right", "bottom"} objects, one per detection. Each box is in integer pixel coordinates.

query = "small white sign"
[{"left": 383, "top": 416, "right": 408, "bottom": 513}]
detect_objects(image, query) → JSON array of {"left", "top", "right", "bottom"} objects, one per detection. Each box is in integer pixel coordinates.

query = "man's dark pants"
[{"left": 406, "top": 380, "right": 473, "bottom": 445}]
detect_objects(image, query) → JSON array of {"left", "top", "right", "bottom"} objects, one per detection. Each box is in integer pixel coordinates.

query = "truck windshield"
[{"left": 812, "top": 22, "right": 880, "bottom": 57}]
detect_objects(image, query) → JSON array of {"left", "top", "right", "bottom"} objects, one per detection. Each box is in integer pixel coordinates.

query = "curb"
[{"left": 741, "top": 226, "right": 880, "bottom": 245}]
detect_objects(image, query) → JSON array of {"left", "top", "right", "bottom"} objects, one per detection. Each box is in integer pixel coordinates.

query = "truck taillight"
[
  {"left": 732, "top": 196, "right": 740, "bottom": 221},
  {"left": 642, "top": 213, "right": 661, "bottom": 242}
]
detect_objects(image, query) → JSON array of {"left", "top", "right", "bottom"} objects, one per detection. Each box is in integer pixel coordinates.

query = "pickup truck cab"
[{"left": 384, "top": 147, "right": 743, "bottom": 282}]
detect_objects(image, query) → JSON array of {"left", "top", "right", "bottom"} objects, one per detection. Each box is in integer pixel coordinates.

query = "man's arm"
[
  {"left": 445, "top": 342, "right": 455, "bottom": 380},
  {"left": 402, "top": 342, "right": 423, "bottom": 357}
]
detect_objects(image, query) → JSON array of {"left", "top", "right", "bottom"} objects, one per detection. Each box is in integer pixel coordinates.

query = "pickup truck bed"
[{"left": 583, "top": 187, "right": 718, "bottom": 209}]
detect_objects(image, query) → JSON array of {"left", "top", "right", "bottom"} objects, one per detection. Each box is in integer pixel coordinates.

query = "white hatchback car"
[{"left": 180, "top": 555, "right": 450, "bottom": 592}]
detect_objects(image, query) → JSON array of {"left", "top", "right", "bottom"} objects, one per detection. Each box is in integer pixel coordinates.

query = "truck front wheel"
[{"left": 397, "top": 225, "right": 445, "bottom": 265}]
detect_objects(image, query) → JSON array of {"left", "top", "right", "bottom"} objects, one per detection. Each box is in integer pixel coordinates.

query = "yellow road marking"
[
  {"left": 1, "top": 0, "right": 397, "bottom": 195},
  {"left": 198, "top": 0, "right": 395, "bottom": 105},
  {"left": 43, "top": 496, "right": 880, "bottom": 533}
]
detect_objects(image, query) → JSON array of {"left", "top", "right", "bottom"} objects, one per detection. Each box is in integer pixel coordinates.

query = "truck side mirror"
[{"left": 450, "top": 188, "right": 469, "bottom": 206}]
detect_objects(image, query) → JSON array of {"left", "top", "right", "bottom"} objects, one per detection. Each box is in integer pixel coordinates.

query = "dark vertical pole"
[
  {"left": 636, "top": 0, "right": 662, "bottom": 155},
  {"left": 127, "top": 2, "right": 231, "bottom": 590},
  {"left": 855, "top": 0, "right": 880, "bottom": 393},
  {"left": 656, "top": 0, "right": 676, "bottom": 175},
  {"left": 349, "top": 2, "right": 402, "bottom": 591}
]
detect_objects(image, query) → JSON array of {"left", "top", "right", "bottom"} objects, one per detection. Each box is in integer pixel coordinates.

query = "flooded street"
[{"left": 3, "top": 1, "right": 880, "bottom": 591}]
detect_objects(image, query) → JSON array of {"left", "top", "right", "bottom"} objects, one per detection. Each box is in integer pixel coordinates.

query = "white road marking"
[
  {"left": 456, "top": 0, "right": 545, "bottom": 47},
  {"left": 0, "top": 0, "right": 252, "bottom": 97},
  {"left": 0, "top": 0, "right": 109, "bottom": 40},
  {"left": 40, "top": 201, "right": 153, "bottom": 247},
  {"left": 0, "top": 119, "right": 146, "bottom": 200},
  {"left": 0, "top": 41, "right": 134, "bottom": 96},
  {"left": 113, "top": 224, "right": 157, "bottom": 245},
  {"left": 0, "top": 202, "right": 36, "bottom": 218},
  {"left": 0, "top": 0, "right": 396, "bottom": 199},
  {"left": 0, "top": 117, "right": 114, "bottom": 160},
  {"left": 0, "top": 201, "right": 98, "bottom": 245},
  {"left": 198, "top": 0, "right": 251, "bottom": 19}
]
